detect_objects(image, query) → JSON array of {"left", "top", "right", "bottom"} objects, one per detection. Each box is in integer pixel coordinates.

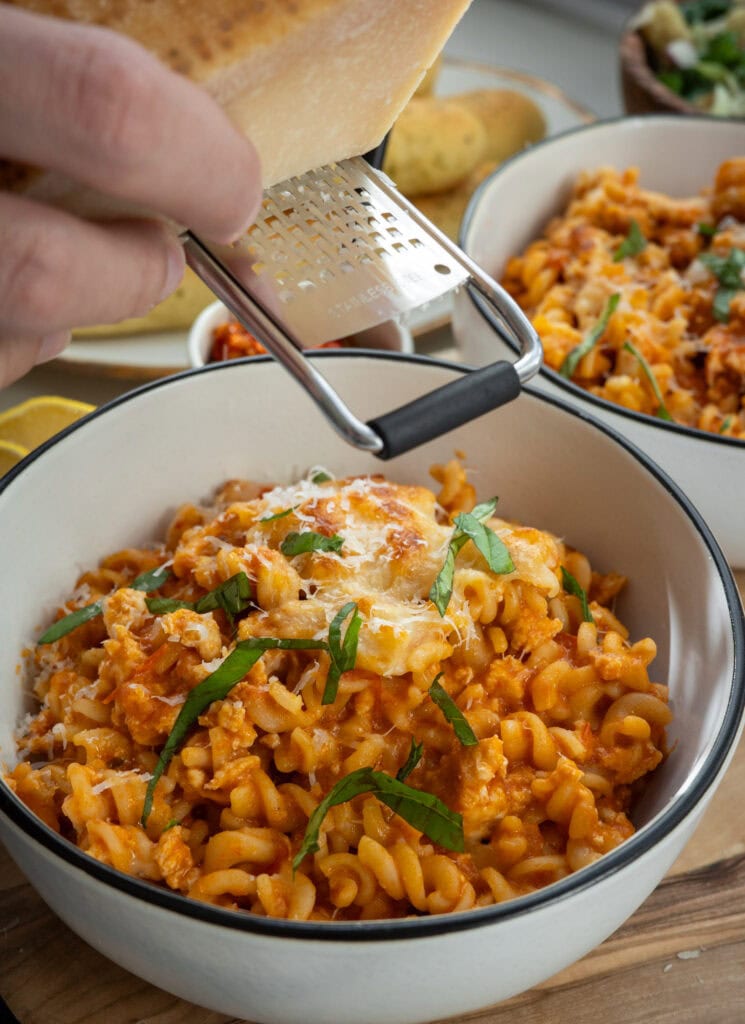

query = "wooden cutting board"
[{"left": 3, "top": 575, "right": 745, "bottom": 1024}]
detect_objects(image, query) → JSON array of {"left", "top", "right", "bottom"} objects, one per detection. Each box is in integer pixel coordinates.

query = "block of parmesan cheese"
[{"left": 3, "top": 0, "right": 472, "bottom": 211}]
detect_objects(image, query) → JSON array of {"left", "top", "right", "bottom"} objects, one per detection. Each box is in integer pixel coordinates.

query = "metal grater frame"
[{"left": 182, "top": 157, "right": 542, "bottom": 458}]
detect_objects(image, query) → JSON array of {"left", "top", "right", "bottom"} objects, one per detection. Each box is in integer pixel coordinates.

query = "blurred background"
[{"left": 448, "top": 0, "right": 635, "bottom": 118}]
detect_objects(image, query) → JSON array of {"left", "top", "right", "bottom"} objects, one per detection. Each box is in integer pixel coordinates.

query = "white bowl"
[
  {"left": 452, "top": 115, "right": 745, "bottom": 567},
  {"left": 188, "top": 300, "right": 414, "bottom": 368},
  {"left": 0, "top": 354, "right": 743, "bottom": 1024}
]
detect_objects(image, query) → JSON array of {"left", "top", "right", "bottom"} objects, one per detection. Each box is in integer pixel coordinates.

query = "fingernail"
[
  {"left": 217, "top": 146, "right": 263, "bottom": 244},
  {"left": 159, "top": 238, "right": 185, "bottom": 301},
  {"left": 37, "top": 331, "right": 70, "bottom": 364},
  {"left": 221, "top": 199, "right": 262, "bottom": 245}
]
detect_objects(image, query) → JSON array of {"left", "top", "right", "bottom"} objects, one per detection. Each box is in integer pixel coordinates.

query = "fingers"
[
  {"left": 0, "top": 6, "right": 262, "bottom": 242},
  {"left": 0, "top": 332, "right": 70, "bottom": 390},
  {"left": 0, "top": 192, "right": 185, "bottom": 337}
]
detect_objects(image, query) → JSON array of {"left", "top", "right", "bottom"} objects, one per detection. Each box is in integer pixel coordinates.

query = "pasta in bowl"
[
  {"left": 0, "top": 354, "right": 741, "bottom": 1023},
  {"left": 6, "top": 464, "right": 672, "bottom": 920},
  {"left": 452, "top": 115, "right": 745, "bottom": 566}
]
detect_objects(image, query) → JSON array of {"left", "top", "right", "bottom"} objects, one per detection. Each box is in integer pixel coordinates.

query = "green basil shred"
[
  {"left": 292, "top": 767, "right": 464, "bottom": 872},
  {"left": 560, "top": 567, "right": 593, "bottom": 624},
  {"left": 622, "top": 340, "right": 674, "bottom": 422},
  {"left": 429, "top": 674, "right": 478, "bottom": 746},
  {"left": 146, "top": 571, "right": 252, "bottom": 627},
  {"left": 560, "top": 293, "right": 620, "bottom": 380},
  {"left": 38, "top": 564, "right": 172, "bottom": 645},
  {"left": 430, "top": 498, "right": 514, "bottom": 616},
  {"left": 280, "top": 531, "right": 344, "bottom": 556},
  {"left": 699, "top": 249, "right": 745, "bottom": 324},
  {"left": 613, "top": 220, "right": 647, "bottom": 262},
  {"left": 322, "top": 601, "right": 362, "bottom": 704},
  {"left": 396, "top": 738, "right": 424, "bottom": 782},
  {"left": 259, "top": 506, "right": 297, "bottom": 523}
]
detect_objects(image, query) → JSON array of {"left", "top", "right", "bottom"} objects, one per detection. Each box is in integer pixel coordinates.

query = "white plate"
[{"left": 57, "top": 58, "right": 595, "bottom": 381}]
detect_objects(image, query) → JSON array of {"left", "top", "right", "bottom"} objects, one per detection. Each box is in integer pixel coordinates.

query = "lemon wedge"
[
  {"left": 0, "top": 438, "right": 29, "bottom": 476},
  {"left": 0, "top": 396, "right": 94, "bottom": 450}
]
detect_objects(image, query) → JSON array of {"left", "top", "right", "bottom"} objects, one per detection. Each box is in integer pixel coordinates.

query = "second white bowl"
[{"left": 452, "top": 115, "right": 745, "bottom": 567}]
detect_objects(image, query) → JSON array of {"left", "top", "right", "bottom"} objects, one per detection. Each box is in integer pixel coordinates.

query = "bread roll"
[
  {"left": 383, "top": 96, "right": 487, "bottom": 197},
  {"left": 454, "top": 89, "right": 546, "bottom": 164},
  {"left": 3, "top": 0, "right": 472, "bottom": 212}
]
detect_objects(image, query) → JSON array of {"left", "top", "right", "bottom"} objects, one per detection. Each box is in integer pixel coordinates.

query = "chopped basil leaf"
[
  {"left": 429, "top": 540, "right": 463, "bottom": 618},
  {"left": 310, "top": 470, "right": 332, "bottom": 483},
  {"left": 720, "top": 415, "right": 733, "bottom": 434},
  {"left": 292, "top": 767, "right": 464, "bottom": 871},
  {"left": 280, "top": 531, "right": 344, "bottom": 556},
  {"left": 429, "top": 498, "right": 514, "bottom": 616},
  {"left": 699, "top": 249, "right": 745, "bottom": 322},
  {"left": 194, "top": 572, "right": 252, "bottom": 626},
  {"left": 131, "top": 565, "right": 172, "bottom": 592},
  {"left": 259, "top": 506, "right": 297, "bottom": 523},
  {"left": 699, "top": 248, "right": 745, "bottom": 288},
  {"left": 39, "top": 565, "right": 172, "bottom": 645},
  {"left": 560, "top": 567, "right": 593, "bottom": 624},
  {"left": 146, "top": 598, "right": 193, "bottom": 615},
  {"left": 613, "top": 221, "right": 647, "bottom": 262},
  {"left": 560, "top": 294, "right": 620, "bottom": 379},
  {"left": 622, "top": 340, "right": 674, "bottom": 422},
  {"left": 697, "top": 222, "right": 717, "bottom": 237},
  {"left": 322, "top": 601, "right": 362, "bottom": 704},
  {"left": 396, "top": 738, "right": 424, "bottom": 782},
  {"left": 713, "top": 286, "right": 740, "bottom": 324},
  {"left": 162, "top": 818, "right": 181, "bottom": 832},
  {"left": 429, "top": 674, "right": 477, "bottom": 746},
  {"left": 37, "top": 600, "right": 105, "bottom": 645},
  {"left": 146, "top": 572, "right": 253, "bottom": 628},
  {"left": 453, "top": 509, "right": 514, "bottom": 577},
  {"left": 141, "top": 635, "right": 329, "bottom": 824}
]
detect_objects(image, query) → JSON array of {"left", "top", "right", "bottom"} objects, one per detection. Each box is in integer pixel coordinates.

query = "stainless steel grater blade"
[
  {"left": 190, "top": 157, "right": 471, "bottom": 345},
  {"left": 181, "top": 156, "right": 542, "bottom": 458}
]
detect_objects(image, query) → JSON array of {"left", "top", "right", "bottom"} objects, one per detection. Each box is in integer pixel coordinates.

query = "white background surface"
[{"left": 0, "top": 0, "right": 623, "bottom": 412}]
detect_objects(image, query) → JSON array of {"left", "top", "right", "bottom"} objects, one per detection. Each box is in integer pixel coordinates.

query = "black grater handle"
[{"left": 367, "top": 361, "right": 520, "bottom": 459}]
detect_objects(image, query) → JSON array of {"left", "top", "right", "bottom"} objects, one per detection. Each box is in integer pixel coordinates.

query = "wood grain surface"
[{"left": 2, "top": 576, "right": 744, "bottom": 1024}]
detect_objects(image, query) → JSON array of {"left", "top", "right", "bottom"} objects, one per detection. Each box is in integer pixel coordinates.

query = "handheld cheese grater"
[{"left": 181, "top": 157, "right": 542, "bottom": 458}]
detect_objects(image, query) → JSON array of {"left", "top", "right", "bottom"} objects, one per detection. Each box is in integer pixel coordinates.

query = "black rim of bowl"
[
  {"left": 460, "top": 112, "right": 745, "bottom": 451},
  {"left": 1, "top": 351, "right": 743, "bottom": 942}
]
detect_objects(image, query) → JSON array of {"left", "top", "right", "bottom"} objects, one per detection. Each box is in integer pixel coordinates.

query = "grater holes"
[{"left": 434, "top": 264, "right": 452, "bottom": 274}]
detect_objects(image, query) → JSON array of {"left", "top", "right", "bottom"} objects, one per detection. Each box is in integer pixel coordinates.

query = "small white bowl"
[
  {"left": 0, "top": 354, "right": 743, "bottom": 1023},
  {"left": 452, "top": 115, "right": 745, "bottom": 567},
  {"left": 188, "top": 300, "right": 414, "bottom": 368}
]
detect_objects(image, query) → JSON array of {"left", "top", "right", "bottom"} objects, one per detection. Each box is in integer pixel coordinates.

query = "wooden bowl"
[{"left": 619, "top": 1, "right": 701, "bottom": 116}]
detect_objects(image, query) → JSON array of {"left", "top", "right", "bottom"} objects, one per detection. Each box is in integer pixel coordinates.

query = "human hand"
[{"left": 0, "top": 5, "right": 262, "bottom": 387}]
